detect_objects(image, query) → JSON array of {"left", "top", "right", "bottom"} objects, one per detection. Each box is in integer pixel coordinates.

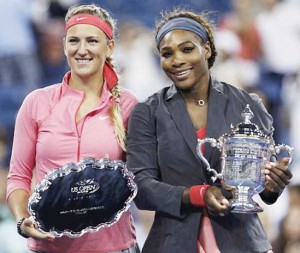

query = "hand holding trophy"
[
  {"left": 197, "top": 105, "right": 294, "bottom": 213},
  {"left": 28, "top": 157, "right": 137, "bottom": 238}
]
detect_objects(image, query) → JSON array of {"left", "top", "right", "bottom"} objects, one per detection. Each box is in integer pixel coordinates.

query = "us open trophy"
[{"left": 197, "top": 105, "right": 293, "bottom": 213}]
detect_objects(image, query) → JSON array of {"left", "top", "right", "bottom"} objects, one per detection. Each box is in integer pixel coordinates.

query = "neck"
[
  {"left": 184, "top": 98, "right": 208, "bottom": 107},
  {"left": 69, "top": 73, "right": 104, "bottom": 96},
  {"left": 181, "top": 91, "right": 209, "bottom": 107}
]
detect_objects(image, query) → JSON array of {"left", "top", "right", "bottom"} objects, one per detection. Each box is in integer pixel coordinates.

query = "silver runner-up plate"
[{"left": 28, "top": 157, "right": 137, "bottom": 238}]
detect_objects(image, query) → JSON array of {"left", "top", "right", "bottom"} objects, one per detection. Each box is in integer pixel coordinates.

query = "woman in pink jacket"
[{"left": 6, "top": 4, "right": 139, "bottom": 253}]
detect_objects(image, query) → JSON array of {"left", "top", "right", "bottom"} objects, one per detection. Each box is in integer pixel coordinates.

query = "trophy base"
[
  {"left": 231, "top": 201, "right": 263, "bottom": 214},
  {"left": 230, "top": 186, "right": 263, "bottom": 214}
]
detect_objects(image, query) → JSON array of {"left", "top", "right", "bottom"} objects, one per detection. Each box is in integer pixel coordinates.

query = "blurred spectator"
[
  {"left": 271, "top": 182, "right": 300, "bottom": 253},
  {"left": 32, "top": 0, "right": 78, "bottom": 86},
  {"left": 0, "top": 1, "right": 41, "bottom": 167},
  {"left": 216, "top": 0, "right": 267, "bottom": 106},
  {"left": 255, "top": 0, "right": 300, "bottom": 144},
  {"left": 219, "top": 0, "right": 261, "bottom": 61},
  {"left": 212, "top": 29, "right": 260, "bottom": 90},
  {"left": 79, "top": 0, "right": 232, "bottom": 27},
  {"left": 0, "top": 0, "right": 41, "bottom": 92},
  {"left": 282, "top": 70, "right": 300, "bottom": 167},
  {"left": 114, "top": 20, "right": 167, "bottom": 101},
  {"left": 32, "top": 0, "right": 79, "bottom": 22},
  {"left": 36, "top": 18, "right": 69, "bottom": 86},
  {"left": 0, "top": 128, "right": 30, "bottom": 253}
]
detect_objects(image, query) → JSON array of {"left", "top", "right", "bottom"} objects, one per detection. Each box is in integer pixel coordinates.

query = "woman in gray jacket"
[{"left": 126, "top": 8, "right": 292, "bottom": 253}]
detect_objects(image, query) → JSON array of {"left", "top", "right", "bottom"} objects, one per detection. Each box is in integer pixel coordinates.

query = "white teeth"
[
  {"left": 174, "top": 70, "right": 189, "bottom": 76},
  {"left": 77, "top": 59, "right": 90, "bottom": 64}
]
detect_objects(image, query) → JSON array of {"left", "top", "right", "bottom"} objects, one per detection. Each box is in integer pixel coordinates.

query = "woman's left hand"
[{"left": 264, "top": 157, "right": 293, "bottom": 193}]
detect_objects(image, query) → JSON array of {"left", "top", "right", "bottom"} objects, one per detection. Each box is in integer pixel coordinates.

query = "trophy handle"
[
  {"left": 197, "top": 138, "right": 223, "bottom": 182},
  {"left": 273, "top": 144, "right": 294, "bottom": 165}
]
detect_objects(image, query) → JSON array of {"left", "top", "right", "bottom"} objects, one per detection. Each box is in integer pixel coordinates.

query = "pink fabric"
[
  {"left": 198, "top": 209, "right": 220, "bottom": 253},
  {"left": 7, "top": 72, "right": 138, "bottom": 253},
  {"left": 66, "top": 14, "right": 113, "bottom": 39},
  {"left": 196, "top": 128, "right": 220, "bottom": 253}
]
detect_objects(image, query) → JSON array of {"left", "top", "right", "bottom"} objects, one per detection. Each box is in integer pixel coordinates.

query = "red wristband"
[{"left": 189, "top": 185, "right": 210, "bottom": 207}]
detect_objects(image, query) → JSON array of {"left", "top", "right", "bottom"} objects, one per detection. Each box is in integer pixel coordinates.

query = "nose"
[
  {"left": 77, "top": 41, "right": 88, "bottom": 55},
  {"left": 172, "top": 53, "right": 185, "bottom": 67}
]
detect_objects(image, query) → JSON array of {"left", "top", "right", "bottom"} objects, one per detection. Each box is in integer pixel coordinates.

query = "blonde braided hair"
[{"left": 65, "top": 4, "right": 127, "bottom": 151}]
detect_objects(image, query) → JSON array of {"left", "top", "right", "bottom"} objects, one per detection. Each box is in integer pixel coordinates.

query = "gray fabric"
[{"left": 127, "top": 77, "right": 274, "bottom": 253}]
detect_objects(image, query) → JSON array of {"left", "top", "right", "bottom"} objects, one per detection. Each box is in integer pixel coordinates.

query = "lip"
[
  {"left": 170, "top": 67, "right": 192, "bottom": 80},
  {"left": 76, "top": 58, "right": 92, "bottom": 65}
]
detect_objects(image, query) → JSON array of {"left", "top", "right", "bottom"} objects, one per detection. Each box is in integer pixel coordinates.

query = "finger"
[
  {"left": 209, "top": 195, "right": 231, "bottom": 213},
  {"left": 23, "top": 219, "right": 55, "bottom": 240},
  {"left": 266, "top": 170, "right": 288, "bottom": 189},
  {"left": 30, "top": 228, "right": 55, "bottom": 241},
  {"left": 264, "top": 161, "right": 272, "bottom": 170},
  {"left": 278, "top": 157, "right": 290, "bottom": 167},
  {"left": 273, "top": 164, "right": 292, "bottom": 183},
  {"left": 205, "top": 187, "right": 232, "bottom": 216},
  {"left": 207, "top": 209, "right": 220, "bottom": 216},
  {"left": 270, "top": 160, "right": 292, "bottom": 180},
  {"left": 206, "top": 202, "right": 228, "bottom": 216},
  {"left": 207, "top": 205, "right": 230, "bottom": 217},
  {"left": 273, "top": 158, "right": 292, "bottom": 177},
  {"left": 265, "top": 178, "right": 281, "bottom": 192}
]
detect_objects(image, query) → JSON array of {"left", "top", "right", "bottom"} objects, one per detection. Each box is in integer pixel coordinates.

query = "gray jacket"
[{"left": 127, "top": 78, "right": 274, "bottom": 253}]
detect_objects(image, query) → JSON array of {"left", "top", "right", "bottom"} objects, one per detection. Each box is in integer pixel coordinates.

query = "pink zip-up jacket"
[{"left": 7, "top": 72, "right": 138, "bottom": 253}]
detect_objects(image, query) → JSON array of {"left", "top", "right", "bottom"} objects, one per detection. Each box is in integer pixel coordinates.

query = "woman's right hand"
[
  {"left": 21, "top": 217, "right": 55, "bottom": 241},
  {"left": 204, "top": 186, "right": 233, "bottom": 216}
]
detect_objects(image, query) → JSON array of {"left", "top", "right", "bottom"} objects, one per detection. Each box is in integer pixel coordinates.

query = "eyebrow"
[
  {"left": 66, "top": 35, "right": 100, "bottom": 39},
  {"left": 160, "top": 40, "right": 194, "bottom": 51}
]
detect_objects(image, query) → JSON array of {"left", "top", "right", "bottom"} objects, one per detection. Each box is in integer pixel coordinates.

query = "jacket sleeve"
[
  {"left": 126, "top": 102, "right": 186, "bottom": 219},
  {"left": 6, "top": 93, "right": 38, "bottom": 199}
]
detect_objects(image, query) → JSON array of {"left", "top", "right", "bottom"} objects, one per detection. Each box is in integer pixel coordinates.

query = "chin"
[
  {"left": 174, "top": 83, "right": 193, "bottom": 91},
  {"left": 75, "top": 70, "right": 93, "bottom": 78}
]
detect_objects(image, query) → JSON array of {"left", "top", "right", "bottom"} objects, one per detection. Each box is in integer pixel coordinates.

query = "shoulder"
[
  {"left": 23, "top": 83, "right": 61, "bottom": 104},
  {"left": 119, "top": 87, "right": 138, "bottom": 104},
  {"left": 132, "top": 86, "right": 170, "bottom": 112},
  {"left": 118, "top": 87, "right": 139, "bottom": 118},
  {"left": 20, "top": 83, "right": 62, "bottom": 120},
  {"left": 215, "top": 80, "right": 274, "bottom": 133},
  {"left": 214, "top": 80, "right": 264, "bottom": 106},
  {"left": 119, "top": 87, "right": 138, "bottom": 110},
  {"left": 127, "top": 86, "right": 173, "bottom": 128}
]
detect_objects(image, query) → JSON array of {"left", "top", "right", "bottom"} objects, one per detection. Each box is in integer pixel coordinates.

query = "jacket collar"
[
  {"left": 60, "top": 71, "right": 113, "bottom": 108},
  {"left": 164, "top": 77, "right": 229, "bottom": 172}
]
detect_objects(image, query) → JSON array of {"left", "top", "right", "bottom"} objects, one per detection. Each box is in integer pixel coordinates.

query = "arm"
[
  {"left": 183, "top": 186, "right": 233, "bottom": 216},
  {"left": 6, "top": 93, "right": 54, "bottom": 240},
  {"left": 126, "top": 102, "right": 186, "bottom": 218},
  {"left": 7, "top": 189, "right": 54, "bottom": 240},
  {"left": 7, "top": 189, "right": 30, "bottom": 222},
  {"left": 126, "top": 102, "right": 232, "bottom": 218}
]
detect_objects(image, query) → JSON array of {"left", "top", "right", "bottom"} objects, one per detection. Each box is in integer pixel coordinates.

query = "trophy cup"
[
  {"left": 28, "top": 157, "right": 137, "bottom": 237},
  {"left": 197, "top": 105, "right": 293, "bottom": 214}
]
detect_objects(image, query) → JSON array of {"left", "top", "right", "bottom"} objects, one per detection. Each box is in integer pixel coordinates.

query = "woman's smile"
[
  {"left": 76, "top": 58, "right": 92, "bottom": 64},
  {"left": 170, "top": 67, "right": 193, "bottom": 79}
]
